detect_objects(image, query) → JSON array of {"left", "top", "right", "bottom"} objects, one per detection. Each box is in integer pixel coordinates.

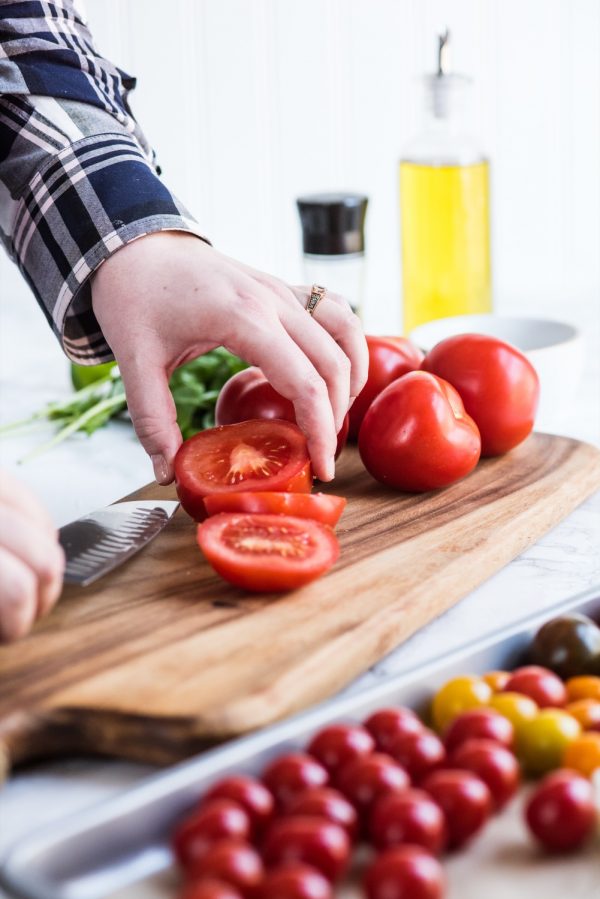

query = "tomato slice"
[
  {"left": 175, "top": 420, "right": 313, "bottom": 521},
  {"left": 197, "top": 513, "right": 339, "bottom": 592},
  {"left": 203, "top": 492, "right": 347, "bottom": 527}
]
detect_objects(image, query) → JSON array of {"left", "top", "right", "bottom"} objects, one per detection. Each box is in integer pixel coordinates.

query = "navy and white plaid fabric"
[{"left": 0, "top": 0, "right": 206, "bottom": 363}]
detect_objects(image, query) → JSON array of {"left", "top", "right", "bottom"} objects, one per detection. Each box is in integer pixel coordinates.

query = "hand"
[
  {"left": 92, "top": 233, "right": 368, "bottom": 483},
  {"left": 0, "top": 471, "right": 64, "bottom": 642}
]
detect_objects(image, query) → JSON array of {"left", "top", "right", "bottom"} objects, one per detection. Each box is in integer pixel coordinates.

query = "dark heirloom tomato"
[
  {"left": 364, "top": 846, "right": 445, "bottom": 899},
  {"left": 262, "top": 817, "right": 350, "bottom": 883},
  {"left": 186, "top": 840, "right": 264, "bottom": 892},
  {"left": 525, "top": 770, "right": 596, "bottom": 852},
  {"left": 288, "top": 788, "right": 359, "bottom": 842},
  {"left": 197, "top": 513, "right": 339, "bottom": 592},
  {"left": 421, "top": 333, "right": 539, "bottom": 456},
  {"left": 202, "top": 776, "right": 275, "bottom": 836},
  {"left": 364, "top": 707, "right": 424, "bottom": 753},
  {"left": 172, "top": 800, "right": 250, "bottom": 869},
  {"left": 307, "top": 724, "right": 375, "bottom": 776},
  {"left": 258, "top": 862, "right": 332, "bottom": 899},
  {"left": 262, "top": 754, "right": 329, "bottom": 810},
  {"left": 503, "top": 665, "right": 567, "bottom": 708},
  {"left": 175, "top": 420, "right": 312, "bottom": 521},
  {"left": 204, "top": 492, "right": 346, "bottom": 528},
  {"left": 348, "top": 336, "right": 424, "bottom": 438},
  {"left": 449, "top": 739, "right": 520, "bottom": 811},
  {"left": 369, "top": 789, "right": 447, "bottom": 854},
  {"left": 421, "top": 770, "right": 491, "bottom": 849},
  {"left": 358, "top": 372, "right": 481, "bottom": 492},
  {"left": 531, "top": 614, "right": 600, "bottom": 679},
  {"left": 336, "top": 753, "right": 410, "bottom": 817}
]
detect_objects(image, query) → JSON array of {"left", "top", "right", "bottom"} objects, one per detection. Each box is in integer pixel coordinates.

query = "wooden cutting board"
[{"left": 1, "top": 433, "right": 599, "bottom": 776}]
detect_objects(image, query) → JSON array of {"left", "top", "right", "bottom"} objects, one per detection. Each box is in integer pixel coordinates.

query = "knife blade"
[{"left": 59, "top": 499, "right": 179, "bottom": 586}]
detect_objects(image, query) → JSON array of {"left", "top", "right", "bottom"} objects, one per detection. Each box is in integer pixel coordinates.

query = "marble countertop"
[{"left": 1, "top": 282, "right": 599, "bottom": 896}]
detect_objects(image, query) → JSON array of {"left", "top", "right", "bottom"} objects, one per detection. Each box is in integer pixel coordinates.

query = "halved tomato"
[
  {"left": 203, "top": 492, "right": 347, "bottom": 527},
  {"left": 175, "top": 420, "right": 312, "bottom": 521},
  {"left": 197, "top": 513, "right": 340, "bottom": 592}
]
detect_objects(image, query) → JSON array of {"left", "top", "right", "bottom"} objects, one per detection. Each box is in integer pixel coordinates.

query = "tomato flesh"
[
  {"left": 204, "top": 492, "right": 346, "bottom": 527},
  {"left": 197, "top": 513, "right": 339, "bottom": 592},
  {"left": 175, "top": 420, "right": 312, "bottom": 521}
]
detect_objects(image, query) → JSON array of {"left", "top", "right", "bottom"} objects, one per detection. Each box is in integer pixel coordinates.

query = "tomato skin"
[
  {"left": 197, "top": 513, "right": 339, "bottom": 593},
  {"left": 172, "top": 800, "right": 250, "bottom": 869},
  {"left": 388, "top": 729, "right": 446, "bottom": 785},
  {"left": 364, "top": 846, "right": 445, "bottom": 899},
  {"left": 203, "top": 492, "right": 346, "bottom": 528},
  {"left": 431, "top": 676, "right": 492, "bottom": 733},
  {"left": 421, "top": 333, "right": 540, "bottom": 456},
  {"left": 519, "top": 709, "right": 581, "bottom": 775},
  {"left": 503, "top": 665, "right": 567, "bottom": 708},
  {"left": 443, "top": 709, "right": 514, "bottom": 753},
  {"left": 336, "top": 753, "right": 410, "bottom": 818},
  {"left": 358, "top": 372, "right": 481, "bottom": 492},
  {"left": 262, "top": 754, "right": 329, "bottom": 811},
  {"left": 421, "top": 770, "right": 492, "bottom": 850},
  {"left": 525, "top": 770, "right": 596, "bottom": 852},
  {"left": 566, "top": 675, "right": 600, "bottom": 702},
  {"left": 364, "top": 708, "right": 424, "bottom": 753},
  {"left": 202, "top": 776, "right": 275, "bottom": 837},
  {"left": 348, "top": 336, "right": 424, "bottom": 439},
  {"left": 562, "top": 732, "right": 600, "bottom": 778},
  {"left": 449, "top": 739, "right": 520, "bottom": 811},
  {"left": 482, "top": 670, "right": 511, "bottom": 693},
  {"left": 178, "top": 880, "right": 243, "bottom": 899},
  {"left": 566, "top": 699, "right": 600, "bottom": 731},
  {"left": 307, "top": 724, "right": 375, "bottom": 777},
  {"left": 369, "top": 789, "right": 447, "bottom": 855},
  {"left": 262, "top": 817, "right": 350, "bottom": 883},
  {"left": 287, "top": 788, "right": 359, "bottom": 842},
  {"left": 186, "top": 840, "right": 264, "bottom": 893},
  {"left": 258, "top": 862, "right": 332, "bottom": 899}
]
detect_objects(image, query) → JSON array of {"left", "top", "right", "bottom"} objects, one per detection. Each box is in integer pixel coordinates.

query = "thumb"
[{"left": 118, "top": 361, "right": 182, "bottom": 484}]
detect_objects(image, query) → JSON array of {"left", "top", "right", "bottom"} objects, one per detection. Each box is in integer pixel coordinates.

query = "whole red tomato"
[
  {"left": 364, "top": 846, "right": 445, "bottom": 899},
  {"left": 364, "top": 708, "right": 424, "bottom": 753},
  {"left": 358, "top": 371, "right": 481, "bottom": 492},
  {"left": 186, "top": 840, "right": 263, "bottom": 892},
  {"left": 443, "top": 708, "right": 514, "bottom": 753},
  {"left": 307, "top": 724, "right": 375, "bottom": 777},
  {"left": 172, "top": 800, "right": 250, "bottom": 869},
  {"left": 336, "top": 753, "right": 410, "bottom": 818},
  {"left": 202, "top": 776, "right": 275, "bottom": 837},
  {"left": 348, "top": 336, "right": 424, "bottom": 438},
  {"left": 369, "top": 789, "right": 447, "bottom": 854},
  {"left": 258, "top": 862, "right": 332, "bottom": 899},
  {"left": 421, "top": 770, "right": 491, "bottom": 849},
  {"left": 449, "top": 739, "right": 520, "bottom": 811},
  {"left": 262, "top": 754, "right": 329, "bottom": 810},
  {"left": 262, "top": 817, "right": 350, "bottom": 882},
  {"left": 503, "top": 665, "right": 567, "bottom": 708},
  {"left": 421, "top": 333, "right": 540, "bottom": 456},
  {"left": 287, "top": 788, "right": 359, "bottom": 842},
  {"left": 389, "top": 729, "right": 446, "bottom": 784},
  {"left": 525, "top": 769, "right": 596, "bottom": 852},
  {"left": 178, "top": 880, "right": 243, "bottom": 899}
]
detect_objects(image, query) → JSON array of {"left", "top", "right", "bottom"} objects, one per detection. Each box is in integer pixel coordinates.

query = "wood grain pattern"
[{"left": 1, "top": 434, "right": 599, "bottom": 775}]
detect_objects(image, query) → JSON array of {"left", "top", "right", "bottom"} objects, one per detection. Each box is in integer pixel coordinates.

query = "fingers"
[
  {"left": 0, "top": 546, "right": 38, "bottom": 642},
  {"left": 0, "top": 506, "right": 64, "bottom": 619}
]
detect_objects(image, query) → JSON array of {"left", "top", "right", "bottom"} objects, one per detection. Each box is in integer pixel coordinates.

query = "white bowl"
[{"left": 409, "top": 314, "right": 584, "bottom": 434}]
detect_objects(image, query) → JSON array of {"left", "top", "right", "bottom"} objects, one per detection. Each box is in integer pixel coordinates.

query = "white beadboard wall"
[{"left": 1, "top": 0, "right": 599, "bottom": 336}]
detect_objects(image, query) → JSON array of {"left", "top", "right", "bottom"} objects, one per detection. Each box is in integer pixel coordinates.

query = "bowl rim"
[{"left": 408, "top": 314, "right": 581, "bottom": 353}]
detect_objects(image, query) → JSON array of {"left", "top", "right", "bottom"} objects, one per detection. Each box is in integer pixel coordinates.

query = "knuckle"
[{"left": 304, "top": 373, "right": 328, "bottom": 402}]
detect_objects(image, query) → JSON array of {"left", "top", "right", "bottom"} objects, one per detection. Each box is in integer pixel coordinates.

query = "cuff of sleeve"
[{"left": 10, "top": 131, "right": 209, "bottom": 364}]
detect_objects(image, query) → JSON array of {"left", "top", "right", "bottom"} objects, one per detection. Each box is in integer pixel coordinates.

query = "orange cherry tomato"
[
  {"left": 566, "top": 699, "right": 600, "bottom": 731},
  {"left": 562, "top": 732, "right": 600, "bottom": 778},
  {"left": 482, "top": 671, "right": 511, "bottom": 693},
  {"left": 566, "top": 676, "right": 600, "bottom": 703}
]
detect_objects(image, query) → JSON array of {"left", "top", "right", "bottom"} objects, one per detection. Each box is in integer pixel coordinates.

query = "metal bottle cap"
[{"left": 296, "top": 193, "right": 368, "bottom": 256}]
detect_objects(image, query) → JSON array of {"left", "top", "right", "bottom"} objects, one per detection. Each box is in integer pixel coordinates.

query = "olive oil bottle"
[{"left": 400, "top": 30, "right": 492, "bottom": 334}]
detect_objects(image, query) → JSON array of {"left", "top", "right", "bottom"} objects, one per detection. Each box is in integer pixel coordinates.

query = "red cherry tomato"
[
  {"left": 369, "top": 789, "right": 447, "bottom": 855},
  {"left": 421, "top": 769, "right": 492, "bottom": 849},
  {"left": 186, "top": 840, "right": 263, "bottom": 893},
  {"left": 389, "top": 729, "right": 446, "bottom": 784},
  {"left": 421, "top": 333, "right": 540, "bottom": 456},
  {"left": 287, "top": 788, "right": 359, "bottom": 842},
  {"left": 503, "top": 665, "right": 567, "bottom": 708},
  {"left": 307, "top": 724, "right": 375, "bottom": 776},
  {"left": 336, "top": 753, "right": 410, "bottom": 818},
  {"left": 443, "top": 708, "right": 514, "bottom": 753},
  {"left": 348, "top": 336, "right": 424, "bottom": 439},
  {"left": 197, "top": 513, "right": 339, "bottom": 592},
  {"left": 358, "top": 372, "right": 481, "bottom": 492},
  {"left": 203, "top": 492, "right": 346, "bottom": 528},
  {"left": 525, "top": 769, "right": 596, "bottom": 852},
  {"left": 178, "top": 880, "right": 243, "bottom": 899},
  {"left": 258, "top": 862, "right": 332, "bottom": 899},
  {"left": 172, "top": 800, "right": 250, "bottom": 869},
  {"left": 364, "top": 708, "right": 424, "bottom": 753},
  {"left": 215, "top": 367, "right": 348, "bottom": 459},
  {"left": 202, "top": 776, "right": 274, "bottom": 837},
  {"left": 175, "top": 420, "right": 312, "bottom": 521},
  {"left": 364, "top": 845, "right": 445, "bottom": 899},
  {"left": 262, "top": 754, "right": 329, "bottom": 810},
  {"left": 262, "top": 817, "right": 350, "bottom": 883},
  {"left": 449, "top": 739, "right": 520, "bottom": 811}
]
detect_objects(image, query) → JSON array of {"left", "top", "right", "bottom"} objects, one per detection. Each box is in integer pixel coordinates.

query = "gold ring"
[{"left": 306, "top": 284, "right": 326, "bottom": 316}]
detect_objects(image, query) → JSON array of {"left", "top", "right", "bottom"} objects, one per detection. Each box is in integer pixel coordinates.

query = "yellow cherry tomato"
[
  {"left": 489, "top": 692, "right": 538, "bottom": 749},
  {"left": 566, "top": 699, "right": 600, "bottom": 730},
  {"left": 482, "top": 670, "right": 511, "bottom": 693},
  {"left": 563, "top": 732, "right": 600, "bottom": 778},
  {"left": 519, "top": 709, "right": 581, "bottom": 775},
  {"left": 431, "top": 675, "right": 492, "bottom": 733},
  {"left": 566, "top": 676, "right": 600, "bottom": 703}
]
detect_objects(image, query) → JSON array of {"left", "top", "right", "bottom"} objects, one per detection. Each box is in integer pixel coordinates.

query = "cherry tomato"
[
  {"left": 562, "top": 732, "right": 600, "bottom": 778},
  {"left": 258, "top": 862, "right": 332, "bottom": 899},
  {"left": 172, "top": 800, "right": 250, "bottom": 869},
  {"left": 262, "top": 754, "right": 329, "bottom": 810},
  {"left": 431, "top": 676, "right": 492, "bottom": 733},
  {"left": 421, "top": 769, "right": 492, "bottom": 849},
  {"left": 566, "top": 675, "right": 600, "bottom": 702},
  {"left": 215, "top": 367, "right": 348, "bottom": 459},
  {"left": 364, "top": 708, "right": 424, "bottom": 754},
  {"left": 364, "top": 845, "right": 445, "bottom": 899},
  {"left": 197, "top": 513, "right": 339, "bottom": 592},
  {"left": 369, "top": 789, "right": 447, "bottom": 855},
  {"left": 443, "top": 708, "right": 514, "bottom": 753},
  {"left": 187, "top": 840, "right": 264, "bottom": 892},
  {"left": 203, "top": 492, "right": 346, "bottom": 528},
  {"left": 178, "top": 880, "right": 243, "bottom": 899},
  {"left": 348, "top": 336, "right": 424, "bottom": 439},
  {"left": 287, "top": 788, "right": 358, "bottom": 842},
  {"left": 175, "top": 420, "right": 312, "bottom": 521},
  {"left": 482, "top": 670, "right": 511, "bottom": 692},
  {"left": 489, "top": 692, "right": 538, "bottom": 748},
  {"left": 336, "top": 753, "right": 410, "bottom": 817},
  {"left": 503, "top": 665, "right": 567, "bottom": 708},
  {"left": 525, "top": 769, "right": 596, "bottom": 851},
  {"left": 203, "top": 776, "right": 275, "bottom": 837},
  {"left": 262, "top": 817, "right": 350, "bottom": 883},
  {"left": 566, "top": 699, "right": 600, "bottom": 731},
  {"left": 519, "top": 709, "right": 581, "bottom": 775},
  {"left": 358, "top": 372, "right": 481, "bottom": 492},
  {"left": 307, "top": 724, "right": 375, "bottom": 777},
  {"left": 530, "top": 613, "right": 600, "bottom": 679},
  {"left": 421, "top": 333, "right": 539, "bottom": 456},
  {"left": 389, "top": 729, "right": 446, "bottom": 784},
  {"left": 449, "top": 738, "right": 520, "bottom": 811}
]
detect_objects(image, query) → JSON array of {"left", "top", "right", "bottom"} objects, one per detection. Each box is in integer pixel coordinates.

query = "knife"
[{"left": 59, "top": 499, "right": 180, "bottom": 586}]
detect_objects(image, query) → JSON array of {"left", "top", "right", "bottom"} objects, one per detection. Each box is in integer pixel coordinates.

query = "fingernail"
[
  {"left": 349, "top": 396, "right": 357, "bottom": 409},
  {"left": 325, "top": 458, "right": 335, "bottom": 482},
  {"left": 151, "top": 454, "right": 169, "bottom": 485}
]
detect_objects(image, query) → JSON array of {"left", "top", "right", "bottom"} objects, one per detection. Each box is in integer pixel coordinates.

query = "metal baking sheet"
[{"left": 2, "top": 586, "right": 600, "bottom": 899}]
